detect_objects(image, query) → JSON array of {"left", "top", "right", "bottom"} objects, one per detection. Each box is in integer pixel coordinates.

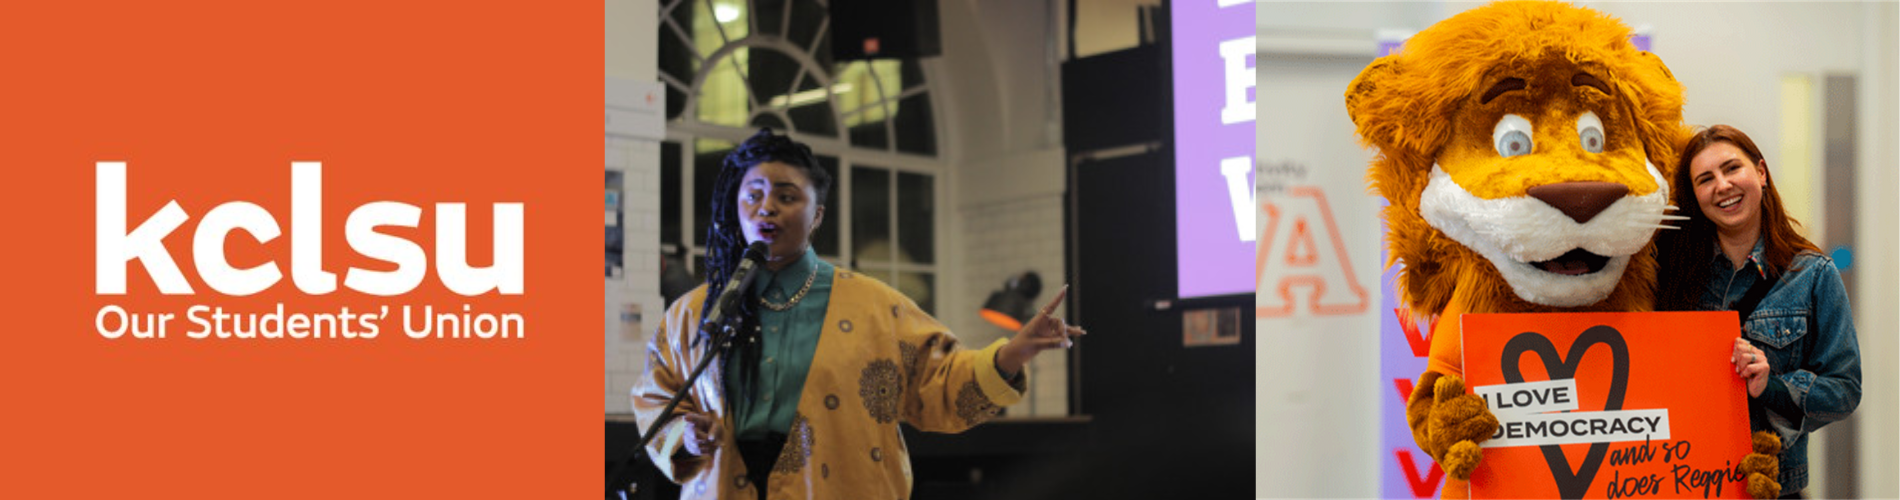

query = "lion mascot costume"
[{"left": 1344, "top": 1, "right": 1781, "bottom": 497}]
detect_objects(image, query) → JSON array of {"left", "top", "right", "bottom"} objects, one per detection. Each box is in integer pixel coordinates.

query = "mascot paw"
[
  {"left": 1406, "top": 373, "right": 1500, "bottom": 477},
  {"left": 1427, "top": 375, "right": 1500, "bottom": 449},
  {"left": 1750, "top": 430, "right": 1783, "bottom": 455},
  {"left": 1738, "top": 431, "right": 1782, "bottom": 499},
  {"left": 1415, "top": 374, "right": 1499, "bottom": 478},
  {"left": 1746, "top": 472, "right": 1781, "bottom": 499},
  {"left": 1444, "top": 440, "right": 1484, "bottom": 481}
]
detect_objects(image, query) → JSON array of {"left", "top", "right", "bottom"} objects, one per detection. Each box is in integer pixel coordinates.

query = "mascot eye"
[
  {"left": 1492, "top": 114, "right": 1534, "bottom": 157},
  {"left": 1576, "top": 111, "right": 1606, "bottom": 154}
]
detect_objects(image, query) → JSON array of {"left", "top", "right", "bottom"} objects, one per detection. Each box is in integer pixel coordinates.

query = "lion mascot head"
[{"left": 1346, "top": 0, "right": 1690, "bottom": 316}]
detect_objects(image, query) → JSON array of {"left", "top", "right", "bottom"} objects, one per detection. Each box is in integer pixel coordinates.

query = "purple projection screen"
[{"left": 1172, "top": 0, "right": 1255, "bottom": 299}]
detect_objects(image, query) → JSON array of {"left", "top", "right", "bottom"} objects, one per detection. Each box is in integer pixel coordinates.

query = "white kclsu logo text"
[{"left": 95, "top": 162, "right": 523, "bottom": 296}]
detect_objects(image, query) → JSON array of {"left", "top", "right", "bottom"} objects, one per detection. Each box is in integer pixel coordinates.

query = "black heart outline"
[{"left": 1499, "top": 325, "right": 1629, "bottom": 500}]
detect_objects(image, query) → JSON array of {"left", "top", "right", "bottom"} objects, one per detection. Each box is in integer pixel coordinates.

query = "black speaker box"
[{"left": 829, "top": 0, "right": 940, "bottom": 60}]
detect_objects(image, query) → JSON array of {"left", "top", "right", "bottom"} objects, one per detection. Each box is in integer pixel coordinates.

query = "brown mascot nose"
[{"left": 1526, "top": 181, "right": 1630, "bottom": 223}]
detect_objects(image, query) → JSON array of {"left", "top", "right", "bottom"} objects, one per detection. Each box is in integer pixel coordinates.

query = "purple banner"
[
  {"left": 1172, "top": 0, "right": 1255, "bottom": 299},
  {"left": 1381, "top": 254, "right": 1439, "bottom": 498}
]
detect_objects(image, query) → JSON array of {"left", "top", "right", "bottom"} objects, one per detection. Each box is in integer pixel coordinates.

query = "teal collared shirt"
[{"left": 726, "top": 247, "right": 833, "bottom": 441}]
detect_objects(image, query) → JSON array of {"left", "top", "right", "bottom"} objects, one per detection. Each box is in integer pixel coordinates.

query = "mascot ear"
[
  {"left": 1349, "top": 54, "right": 1455, "bottom": 315},
  {"left": 1345, "top": 54, "right": 1448, "bottom": 162},
  {"left": 1619, "top": 50, "right": 1691, "bottom": 176},
  {"left": 1637, "top": 51, "right": 1676, "bottom": 82},
  {"left": 1345, "top": 56, "right": 1403, "bottom": 146}
]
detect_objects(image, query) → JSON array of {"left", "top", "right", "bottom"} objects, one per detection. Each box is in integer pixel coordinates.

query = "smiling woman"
[
  {"left": 1656, "top": 125, "right": 1818, "bottom": 310},
  {"left": 1656, "top": 124, "right": 1862, "bottom": 498}
]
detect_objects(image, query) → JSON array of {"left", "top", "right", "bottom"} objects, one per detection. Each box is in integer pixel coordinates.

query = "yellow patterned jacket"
[{"left": 634, "top": 268, "right": 1027, "bottom": 499}]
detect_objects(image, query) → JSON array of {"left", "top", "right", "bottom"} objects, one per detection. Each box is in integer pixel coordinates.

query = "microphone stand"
[
  {"left": 606, "top": 298, "right": 750, "bottom": 499},
  {"left": 609, "top": 242, "right": 766, "bottom": 499}
]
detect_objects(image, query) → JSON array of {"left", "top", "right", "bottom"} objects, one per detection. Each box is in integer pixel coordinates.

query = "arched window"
[{"left": 657, "top": 0, "right": 944, "bottom": 312}]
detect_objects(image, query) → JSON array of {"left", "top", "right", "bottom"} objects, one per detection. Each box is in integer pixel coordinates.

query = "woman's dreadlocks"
[{"left": 700, "top": 128, "right": 831, "bottom": 418}]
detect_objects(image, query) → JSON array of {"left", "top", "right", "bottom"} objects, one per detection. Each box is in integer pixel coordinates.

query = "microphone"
[{"left": 697, "top": 241, "right": 769, "bottom": 347}]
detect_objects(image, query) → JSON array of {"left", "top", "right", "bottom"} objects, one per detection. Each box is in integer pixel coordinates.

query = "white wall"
[
  {"left": 605, "top": 0, "right": 660, "bottom": 416},
  {"left": 1256, "top": 58, "right": 1388, "bottom": 500},
  {"left": 1259, "top": 1, "right": 1899, "bottom": 496},
  {"left": 954, "top": 147, "right": 1070, "bottom": 416},
  {"left": 1257, "top": 4, "right": 1431, "bottom": 496},
  {"left": 606, "top": 0, "right": 656, "bottom": 83},
  {"left": 605, "top": 133, "right": 664, "bottom": 416},
  {"left": 941, "top": 0, "right": 1064, "bottom": 160},
  {"left": 1852, "top": 3, "right": 1900, "bottom": 498}
]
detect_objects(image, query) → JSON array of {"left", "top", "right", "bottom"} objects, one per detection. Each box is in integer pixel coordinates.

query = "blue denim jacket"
[{"left": 1698, "top": 238, "right": 1862, "bottom": 493}]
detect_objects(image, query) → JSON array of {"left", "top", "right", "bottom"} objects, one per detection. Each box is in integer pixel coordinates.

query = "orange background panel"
[
  {"left": 1464, "top": 311, "right": 1754, "bottom": 499},
  {"left": 0, "top": 2, "right": 599, "bottom": 497}
]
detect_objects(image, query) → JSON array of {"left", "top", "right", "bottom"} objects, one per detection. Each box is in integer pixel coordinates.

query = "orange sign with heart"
[{"left": 1463, "top": 311, "right": 1755, "bottom": 499}]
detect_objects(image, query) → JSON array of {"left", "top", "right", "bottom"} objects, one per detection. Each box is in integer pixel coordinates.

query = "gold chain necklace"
[{"left": 758, "top": 265, "right": 817, "bottom": 311}]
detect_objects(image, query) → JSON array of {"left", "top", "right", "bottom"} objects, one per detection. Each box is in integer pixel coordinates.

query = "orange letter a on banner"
[{"left": 1256, "top": 186, "right": 1368, "bottom": 317}]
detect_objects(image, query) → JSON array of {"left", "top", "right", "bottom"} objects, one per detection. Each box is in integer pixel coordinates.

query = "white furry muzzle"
[{"left": 1418, "top": 163, "right": 1670, "bottom": 307}]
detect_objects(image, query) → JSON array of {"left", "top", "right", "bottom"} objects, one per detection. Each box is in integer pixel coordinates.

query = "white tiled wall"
[
  {"left": 956, "top": 195, "right": 1070, "bottom": 416},
  {"left": 606, "top": 135, "right": 665, "bottom": 415},
  {"left": 946, "top": 144, "right": 1071, "bottom": 418},
  {"left": 606, "top": 0, "right": 660, "bottom": 417}
]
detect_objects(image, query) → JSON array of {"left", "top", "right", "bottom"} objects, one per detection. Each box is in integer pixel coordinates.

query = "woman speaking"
[{"left": 634, "top": 129, "right": 1085, "bottom": 499}]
